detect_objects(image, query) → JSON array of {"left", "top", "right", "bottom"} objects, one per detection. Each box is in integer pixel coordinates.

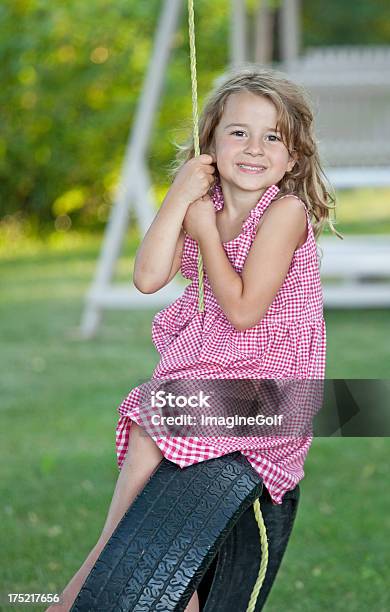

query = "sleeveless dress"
[{"left": 116, "top": 183, "right": 326, "bottom": 505}]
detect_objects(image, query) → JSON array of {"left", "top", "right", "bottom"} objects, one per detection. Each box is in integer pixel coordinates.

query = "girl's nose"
[{"left": 243, "top": 139, "right": 265, "bottom": 156}]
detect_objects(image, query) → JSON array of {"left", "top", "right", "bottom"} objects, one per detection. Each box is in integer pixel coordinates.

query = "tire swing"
[
  {"left": 71, "top": 3, "right": 300, "bottom": 610},
  {"left": 71, "top": 453, "right": 300, "bottom": 611}
]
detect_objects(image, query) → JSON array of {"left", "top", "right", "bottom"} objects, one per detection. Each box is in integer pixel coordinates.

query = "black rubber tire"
[
  {"left": 198, "top": 481, "right": 300, "bottom": 611},
  {"left": 71, "top": 452, "right": 263, "bottom": 611}
]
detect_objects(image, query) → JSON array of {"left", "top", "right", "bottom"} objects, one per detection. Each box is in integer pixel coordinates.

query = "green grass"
[
  {"left": 331, "top": 187, "right": 390, "bottom": 235},
  {"left": 1, "top": 231, "right": 389, "bottom": 611}
]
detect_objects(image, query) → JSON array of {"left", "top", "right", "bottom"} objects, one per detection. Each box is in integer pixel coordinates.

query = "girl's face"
[{"left": 213, "top": 91, "right": 296, "bottom": 199}]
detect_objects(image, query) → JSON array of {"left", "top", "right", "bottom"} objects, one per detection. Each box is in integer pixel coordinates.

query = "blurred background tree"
[{"left": 302, "top": 0, "right": 390, "bottom": 46}]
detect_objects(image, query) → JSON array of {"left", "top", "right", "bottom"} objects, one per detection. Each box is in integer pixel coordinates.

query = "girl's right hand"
[{"left": 170, "top": 154, "right": 216, "bottom": 207}]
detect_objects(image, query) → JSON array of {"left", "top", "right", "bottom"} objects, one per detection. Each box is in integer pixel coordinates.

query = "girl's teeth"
[{"left": 238, "top": 164, "right": 265, "bottom": 170}]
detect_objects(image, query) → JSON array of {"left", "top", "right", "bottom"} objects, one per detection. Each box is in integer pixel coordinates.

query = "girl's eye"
[
  {"left": 232, "top": 130, "right": 280, "bottom": 142},
  {"left": 265, "top": 134, "right": 281, "bottom": 142}
]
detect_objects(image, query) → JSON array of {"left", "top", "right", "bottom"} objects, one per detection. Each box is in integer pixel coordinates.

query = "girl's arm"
[
  {"left": 133, "top": 154, "right": 215, "bottom": 293},
  {"left": 133, "top": 192, "right": 188, "bottom": 293},
  {"left": 165, "top": 227, "right": 186, "bottom": 284},
  {"left": 198, "top": 197, "right": 307, "bottom": 330}
]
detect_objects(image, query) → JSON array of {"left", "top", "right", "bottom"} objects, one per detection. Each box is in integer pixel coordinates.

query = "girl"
[{"left": 50, "top": 66, "right": 339, "bottom": 612}]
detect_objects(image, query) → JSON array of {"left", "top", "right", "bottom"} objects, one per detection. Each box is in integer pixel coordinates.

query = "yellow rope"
[
  {"left": 187, "top": 0, "right": 204, "bottom": 313},
  {"left": 246, "top": 498, "right": 269, "bottom": 611},
  {"left": 187, "top": 2, "right": 269, "bottom": 608}
]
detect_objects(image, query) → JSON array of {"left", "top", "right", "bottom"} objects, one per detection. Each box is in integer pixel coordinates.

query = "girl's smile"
[{"left": 236, "top": 163, "right": 267, "bottom": 174}]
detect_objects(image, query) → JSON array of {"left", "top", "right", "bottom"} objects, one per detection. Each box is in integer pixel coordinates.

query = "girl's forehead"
[{"left": 219, "top": 91, "right": 278, "bottom": 125}]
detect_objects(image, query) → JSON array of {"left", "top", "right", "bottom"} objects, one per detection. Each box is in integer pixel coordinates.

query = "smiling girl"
[{"left": 51, "top": 66, "right": 339, "bottom": 612}]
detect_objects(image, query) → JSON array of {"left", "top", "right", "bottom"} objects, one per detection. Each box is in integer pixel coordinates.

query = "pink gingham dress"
[{"left": 116, "top": 182, "right": 326, "bottom": 505}]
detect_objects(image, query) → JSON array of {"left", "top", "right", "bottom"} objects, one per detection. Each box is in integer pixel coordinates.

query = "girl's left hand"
[{"left": 183, "top": 195, "right": 216, "bottom": 242}]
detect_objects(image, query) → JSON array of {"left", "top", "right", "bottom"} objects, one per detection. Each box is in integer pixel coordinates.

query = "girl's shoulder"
[
  {"left": 256, "top": 192, "right": 308, "bottom": 233},
  {"left": 272, "top": 192, "right": 308, "bottom": 211}
]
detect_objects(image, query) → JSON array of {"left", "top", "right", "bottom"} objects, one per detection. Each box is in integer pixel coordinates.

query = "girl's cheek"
[
  {"left": 218, "top": 144, "right": 231, "bottom": 159},
  {"left": 226, "top": 142, "right": 241, "bottom": 156}
]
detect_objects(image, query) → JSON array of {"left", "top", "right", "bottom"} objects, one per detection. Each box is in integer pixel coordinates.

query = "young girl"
[{"left": 50, "top": 66, "right": 339, "bottom": 612}]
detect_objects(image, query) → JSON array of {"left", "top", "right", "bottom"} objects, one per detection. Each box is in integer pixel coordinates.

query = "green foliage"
[
  {"left": 302, "top": 0, "right": 390, "bottom": 47},
  {"left": 0, "top": 0, "right": 228, "bottom": 232}
]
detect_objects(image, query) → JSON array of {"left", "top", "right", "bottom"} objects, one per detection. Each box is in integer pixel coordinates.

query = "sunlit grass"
[{"left": 335, "top": 187, "right": 390, "bottom": 234}]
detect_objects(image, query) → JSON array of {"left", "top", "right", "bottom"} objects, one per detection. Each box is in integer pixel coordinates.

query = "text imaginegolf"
[{"left": 150, "top": 414, "right": 284, "bottom": 428}]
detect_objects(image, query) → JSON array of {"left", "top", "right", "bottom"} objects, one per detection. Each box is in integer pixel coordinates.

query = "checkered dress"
[{"left": 116, "top": 182, "right": 326, "bottom": 505}]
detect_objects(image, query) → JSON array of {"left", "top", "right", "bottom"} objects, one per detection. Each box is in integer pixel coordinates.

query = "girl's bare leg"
[
  {"left": 184, "top": 590, "right": 200, "bottom": 612},
  {"left": 46, "top": 422, "right": 164, "bottom": 611}
]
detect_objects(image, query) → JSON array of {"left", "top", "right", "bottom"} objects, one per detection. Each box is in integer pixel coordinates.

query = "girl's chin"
[
  {"left": 221, "top": 184, "right": 269, "bottom": 197},
  {"left": 221, "top": 177, "right": 267, "bottom": 190}
]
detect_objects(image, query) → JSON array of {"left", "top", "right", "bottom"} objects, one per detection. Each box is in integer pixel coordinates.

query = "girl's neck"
[{"left": 218, "top": 180, "right": 269, "bottom": 220}]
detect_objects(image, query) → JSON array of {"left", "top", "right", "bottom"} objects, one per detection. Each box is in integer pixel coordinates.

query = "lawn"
[{"left": 1, "top": 226, "right": 389, "bottom": 611}]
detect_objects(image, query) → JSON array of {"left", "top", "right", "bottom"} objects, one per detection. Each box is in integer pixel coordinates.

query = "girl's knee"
[{"left": 124, "top": 422, "right": 163, "bottom": 468}]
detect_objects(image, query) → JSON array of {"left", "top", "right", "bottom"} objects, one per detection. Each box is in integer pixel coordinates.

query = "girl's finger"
[{"left": 198, "top": 153, "right": 214, "bottom": 163}]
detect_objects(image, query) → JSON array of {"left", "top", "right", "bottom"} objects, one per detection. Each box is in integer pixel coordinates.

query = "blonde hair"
[{"left": 169, "top": 64, "right": 342, "bottom": 240}]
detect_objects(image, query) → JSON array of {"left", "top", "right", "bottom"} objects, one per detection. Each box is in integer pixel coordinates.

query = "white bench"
[{"left": 319, "top": 235, "right": 390, "bottom": 307}]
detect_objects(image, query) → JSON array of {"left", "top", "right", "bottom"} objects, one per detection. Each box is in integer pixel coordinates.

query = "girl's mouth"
[{"left": 236, "top": 163, "right": 267, "bottom": 174}]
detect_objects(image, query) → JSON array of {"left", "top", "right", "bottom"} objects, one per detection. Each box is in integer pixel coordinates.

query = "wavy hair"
[{"left": 168, "top": 64, "right": 342, "bottom": 240}]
